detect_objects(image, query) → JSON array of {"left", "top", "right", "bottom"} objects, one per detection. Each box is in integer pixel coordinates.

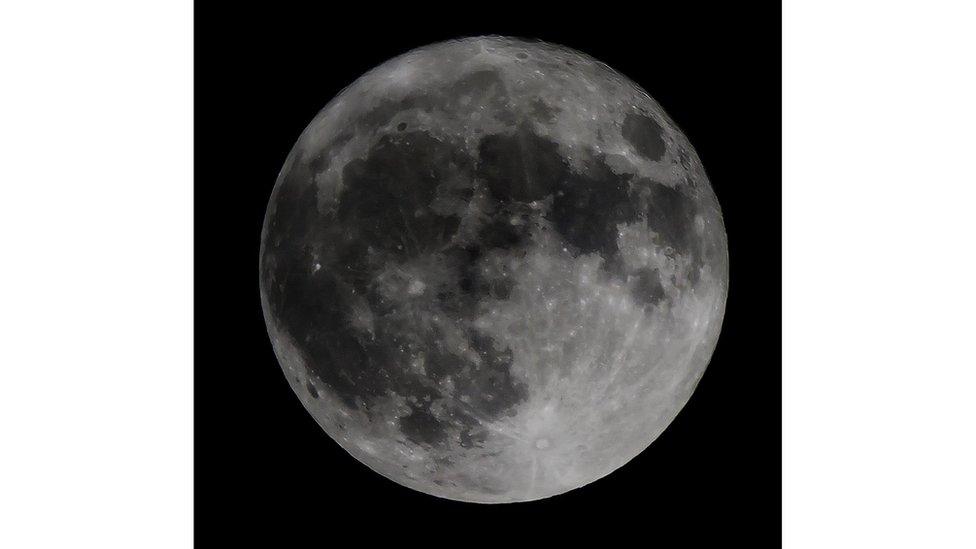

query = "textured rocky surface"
[{"left": 260, "top": 36, "right": 728, "bottom": 503}]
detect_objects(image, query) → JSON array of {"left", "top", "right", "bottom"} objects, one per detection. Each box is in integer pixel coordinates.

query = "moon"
[{"left": 260, "top": 36, "right": 728, "bottom": 503}]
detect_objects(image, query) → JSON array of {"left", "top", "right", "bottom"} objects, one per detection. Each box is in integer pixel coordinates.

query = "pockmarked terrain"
[{"left": 260, "top": 37, "right": 728, "bottom": 503}]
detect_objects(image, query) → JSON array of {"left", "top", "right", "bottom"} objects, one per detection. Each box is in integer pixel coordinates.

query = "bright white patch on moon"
[{"left": 260, "top": 36, "right": 728, "bottom": 503}]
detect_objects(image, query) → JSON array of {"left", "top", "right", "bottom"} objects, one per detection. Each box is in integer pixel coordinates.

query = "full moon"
[{"left": 260, "top": 37, "right": 728, "bottom": 503}]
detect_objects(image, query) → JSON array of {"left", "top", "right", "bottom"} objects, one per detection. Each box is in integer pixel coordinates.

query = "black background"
[{"left": 197, "top": 3, "right": 781, "bottom": 544}]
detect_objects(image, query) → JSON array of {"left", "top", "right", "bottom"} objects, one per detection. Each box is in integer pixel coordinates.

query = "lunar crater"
[{"left": 260, "top": 36, "right": 727, "bottom": 503}]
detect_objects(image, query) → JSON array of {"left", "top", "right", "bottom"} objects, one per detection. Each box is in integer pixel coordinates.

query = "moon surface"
[{"left": 260, "top": 37, "right": 728, "bottom": 503}]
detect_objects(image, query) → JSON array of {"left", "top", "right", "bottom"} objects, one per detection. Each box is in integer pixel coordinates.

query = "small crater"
[
  {"left": 516, "top": 52, "right": 528, "bottom": 60},
  {"left": 399, "top": 405, "right": 448, "bottom": 446},
  {"left": 535, "top": 438, "right": 550, "bottom": 450},
  {"left": 459, "top": 426, "right": 488, "bottom": 449},
  {"left": 490, "top": 278, "right": 514, "bottom": 300},
  {"left": 529, "top": 98, "right": 559, "bottom": 123},
  {"left": 477, "top": 125, "right": 563, "bottom": 203},
  {"left": 396, "top": 122, "right": 407, "bottom": 132},
  {"left": 621, "top": 112, "right": 666, "bottom": 162},
  {"left": 632, "top": 267, "right": 667, "bottom": 309}
]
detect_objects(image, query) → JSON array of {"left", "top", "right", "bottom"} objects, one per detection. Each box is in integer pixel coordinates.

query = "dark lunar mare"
[{"left": 262, "top": 96, "right": 706, "bottom": 448}]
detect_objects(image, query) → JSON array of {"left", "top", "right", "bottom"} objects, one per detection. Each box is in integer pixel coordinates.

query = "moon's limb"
[{"left": 260, "top": 36, "right": 728, "bottom": 503}]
